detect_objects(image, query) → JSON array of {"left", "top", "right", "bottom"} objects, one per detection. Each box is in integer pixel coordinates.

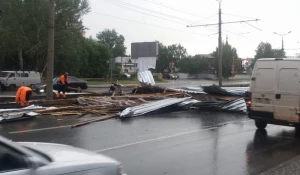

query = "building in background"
[
  {"left": 113, "top": 57, "right": 137, "bottom": 73},
  {"left": 131, "top": 42, "right": 159, "bottom": 72}
]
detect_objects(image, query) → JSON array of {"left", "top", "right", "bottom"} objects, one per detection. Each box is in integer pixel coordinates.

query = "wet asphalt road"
[{"left": 1, "top": 110, "right": 300, "bottom": 175}]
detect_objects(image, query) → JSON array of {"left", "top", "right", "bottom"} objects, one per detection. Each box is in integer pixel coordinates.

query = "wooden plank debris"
[{"left": 71, "top": 114, "right": 115, "bottom": 128}]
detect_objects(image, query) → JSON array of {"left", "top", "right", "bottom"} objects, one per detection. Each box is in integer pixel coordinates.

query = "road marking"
[
  {"left": 9, "top": 125, "right": 71, "bottom": 134},
  {"left": 95, "top": 120, "right": 251, "bottom": 152},
  {"left": 8, "top": 118, "right": 119, "bottom": 134}
]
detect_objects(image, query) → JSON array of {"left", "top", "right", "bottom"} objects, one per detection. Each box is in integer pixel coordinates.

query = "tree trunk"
[{"left": 17, "top": 48, "right": 23, "bottom": 70}]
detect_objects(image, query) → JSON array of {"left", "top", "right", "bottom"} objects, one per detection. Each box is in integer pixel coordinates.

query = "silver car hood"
[{"left": 18, "top": 142, "right": 119, "bottom": 167}]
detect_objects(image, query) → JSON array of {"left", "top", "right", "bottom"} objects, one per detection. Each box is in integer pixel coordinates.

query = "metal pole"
[
  {"left": 46, "top": 0, "right": 55, "bottom": 100},
  {"left": 110, "top": 68, "right": 112, "bottom": 83},
  {"left": 218, "top": 0, "right": 222, "bottom": 86},
  {"left": 282, "top": 36, "right": 284, "bottom": 50}
]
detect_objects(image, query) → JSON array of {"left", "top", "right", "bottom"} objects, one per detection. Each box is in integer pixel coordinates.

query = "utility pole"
[
  {"left": 218, "top": 0, "right": 222, "bottom": 86},
  {"left": 274, "top": 31, "right": 292, "bottom": 51},
  {"left": 187, "top": 1, "right": 259, "bottom": 87},
  {"left": 46, "top": 0, "right": 55, "bottom": 100}
]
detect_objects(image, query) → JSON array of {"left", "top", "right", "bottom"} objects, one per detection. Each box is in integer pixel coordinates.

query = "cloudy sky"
[{"left": 83, "top": 0, "right": 300, "bottom": 58}]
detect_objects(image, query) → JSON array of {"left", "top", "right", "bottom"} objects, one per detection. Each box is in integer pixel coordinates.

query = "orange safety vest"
[
  {"left": 60, "top": 75, "right": 69, "bottom": 85},
  {"left": 16, "top": 86, "right": 32, "bottom": 106}
]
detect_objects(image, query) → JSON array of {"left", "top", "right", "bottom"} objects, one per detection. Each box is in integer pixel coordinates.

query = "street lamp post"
[{"left": 274, "top": 31, "right": 292, "bottom": 50}]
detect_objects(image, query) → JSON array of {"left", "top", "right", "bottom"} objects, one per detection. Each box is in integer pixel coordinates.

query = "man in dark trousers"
[{"left": 57, "top": 72, "right": 69, "bottom": 98}]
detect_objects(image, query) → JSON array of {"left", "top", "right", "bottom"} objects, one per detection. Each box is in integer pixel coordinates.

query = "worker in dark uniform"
[
  {"left": 57, "top": 72, "right": 69, "bottom": 98},
  {"left": 15, "top": 86, "right": 33, "bottom": 107}
]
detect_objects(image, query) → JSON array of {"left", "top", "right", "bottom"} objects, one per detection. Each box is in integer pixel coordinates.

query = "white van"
[
  {"left": 0, "top": 71, "right": 41, "bottom": 90},
  {"left": 248, "top": 58, "right": 300, "bottom": 129}
]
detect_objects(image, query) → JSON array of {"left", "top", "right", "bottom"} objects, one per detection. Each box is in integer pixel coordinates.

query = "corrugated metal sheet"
[
  {"left": 119, "top": 97, "right": 191, "bottom": 118},
  {"left": 202, "top": 85, "right": 248, "bottom": 96},
  {"left": 137, "top": 70, "right": 156, "bottom": 86},
  {"left": 192, "top": 98, "right": 246, "bottom": 113}
]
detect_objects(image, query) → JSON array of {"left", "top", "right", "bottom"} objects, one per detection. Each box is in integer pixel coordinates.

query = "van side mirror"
[{"left": 251, "top": 77, "right": 256, "bottom": 81}]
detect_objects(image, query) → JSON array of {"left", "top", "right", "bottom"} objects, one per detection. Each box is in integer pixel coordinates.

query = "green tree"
[
  {"left": 213, "top": 41, "right": 239, "bottom": 78},
  {"left": 96, "top": 29, "right": 126, "bottom": 57},
  {"left": 78, "top": 38, "right": 111, "bottom": 78},
  {"left": 254, "top": 42, "right": 273, "bottom": 59},
  {"left": 252, "top": 42, "right": 286, "bottom": 67},
  {"left": 156, "top": 43, "right": 187, "bottom": 72},
  {"left": 0, "top": 0, "right": 90, "bottom": 76},
  {"left": 178, "top": 55, "right": 209, "bottom": 74}
]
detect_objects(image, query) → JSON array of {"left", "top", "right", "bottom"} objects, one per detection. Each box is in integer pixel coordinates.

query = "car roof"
[
  {"left": 257, "top": 58, "right": 300, "bottom": 61},
  {"left": 1, "top": 71, "right": 39, "bottom": 73}
]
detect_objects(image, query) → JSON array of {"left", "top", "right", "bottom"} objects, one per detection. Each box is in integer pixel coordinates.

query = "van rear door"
[
  {"left": 273, "top": 62, "right": 300, "bottom": 122},
  {"left": 251, "top": 65, "right": 276, "bottom": 115}
]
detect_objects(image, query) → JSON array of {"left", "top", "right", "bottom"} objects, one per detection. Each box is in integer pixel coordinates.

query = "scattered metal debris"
[
  {"left": 192, "top": 98, "right": 247, "bottom": 113},
  {"left": 137, "top": 70, "right": 156, "bottom": 86},
  {"left": 0, "top": 81, "right": 249, "bottom": 126},
  {"left": 201, "top": 84, "right": 248, "bottom": 97},
  {"left": 119, "top": 97, "right": 191, "bottom": 118}
]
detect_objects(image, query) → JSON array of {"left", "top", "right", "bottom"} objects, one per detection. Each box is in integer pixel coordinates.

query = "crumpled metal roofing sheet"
[
  {"left": 137, "top": 70, "right": 156, "bottom": 86},
  {"left": 119, "top": 97, "right": 191, "bottom": 118},
  {"left": 192, "top": 98, "right": 246, "bottom": 113},
  {"left": 202, "top": 84, "right": 248, "bottom": 96}
]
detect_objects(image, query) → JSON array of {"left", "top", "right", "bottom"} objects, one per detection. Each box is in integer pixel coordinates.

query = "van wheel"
[
  {"left": 255, "top": 120, "right": 267, "bottom": 129},
  {"left": 8, "top": 85, "right": 16, "bottom": 90},
  {"left": 1, "top": 85, "right": 7, "bottom": 91}
]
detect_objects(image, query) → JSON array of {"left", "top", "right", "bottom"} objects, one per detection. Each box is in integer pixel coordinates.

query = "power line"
[
  {"left": 104, "top": 0, "right": 187, "bottom": 25},
  {"left": 189, "top": 14, "right": 218, "bottom": 25},
  {"left": 187, "top": 19, "right": 260, "bottom": 27},
  {"left": 142, "top": 0, "right": 209, "bottom": 19},
  {"left": 244, "top": 22, "right": 262, "bottom": 31},
  {"left": 104, "top": 0, "right": 195, "bottom": 23},
  {"left": 91, "top": 12, "right": 209, "bottom": 37},
  {"left": 222, "top": 13, "right": 258, "bottom": 20}
]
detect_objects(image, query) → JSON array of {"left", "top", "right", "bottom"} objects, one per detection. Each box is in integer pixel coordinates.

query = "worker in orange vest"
[
  {"left": 57, "top": 72, "right": 69, "bottom": 98},
  {"left": 15, "top": 86, "right": 33, "bottom": 107}
]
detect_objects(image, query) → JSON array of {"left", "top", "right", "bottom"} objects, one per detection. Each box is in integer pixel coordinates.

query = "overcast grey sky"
[{"left": 83, "top": 0, "right": 300, "bottom": 58}]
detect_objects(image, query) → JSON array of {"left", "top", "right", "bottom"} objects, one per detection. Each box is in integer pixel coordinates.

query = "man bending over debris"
[
  {"left": 15, "top": 86, "right": 32, "bottom": 107},
  {"left": 57, "top": 72, "right": 69, "bottom": 98}
]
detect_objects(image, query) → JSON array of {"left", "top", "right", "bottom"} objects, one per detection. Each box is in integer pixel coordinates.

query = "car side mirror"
[{"left": 26, "top": 156, "right": 45, "bottom": 170}]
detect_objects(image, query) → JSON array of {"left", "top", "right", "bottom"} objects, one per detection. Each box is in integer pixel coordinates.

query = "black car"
[
  {"left": 162, "top": 73, "right": 178, "bottom": 80},
  {"left": 33, "top": 76, "right": 88, "bottom": 94}
]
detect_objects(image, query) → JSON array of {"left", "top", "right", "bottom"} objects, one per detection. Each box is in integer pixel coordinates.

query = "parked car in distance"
[
  {"left": 0, "top": 71, "right": 41, "bottom": 90},
  {"left": 122, "top": 72, "right": 131, "bottom": 79},
  {"left": 32, "top": 76, "right": 88, "bottom": 94},
  {"left": 163, "top": 73, "right": 178, "bottom": 80},
  {"left": 0, "top": 135, "right": 126, "bottom": 175},
  {"left": 248, "top": 58, "right": 300, "bottom": 130}
]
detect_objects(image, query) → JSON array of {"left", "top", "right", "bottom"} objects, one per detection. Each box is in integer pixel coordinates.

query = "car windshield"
[
  {"left": 22, "top": 146, "right": 52, "bottom": 162},
  {"left": 0, "top": 72, "right": 9, "bottom": 78}
]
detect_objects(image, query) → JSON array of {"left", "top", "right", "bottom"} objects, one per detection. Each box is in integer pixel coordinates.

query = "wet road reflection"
[{"left": 1, "top": 110, "right": 300, "bottom": 175}]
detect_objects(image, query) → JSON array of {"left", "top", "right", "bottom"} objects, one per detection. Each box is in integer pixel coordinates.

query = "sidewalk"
[{"left": 260, "top": 155, "right": 300, "bottom": 175}]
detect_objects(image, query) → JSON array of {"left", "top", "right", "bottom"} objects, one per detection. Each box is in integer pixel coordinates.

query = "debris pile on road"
[{"left": 0, "top": 71, "right": 249, "bottom": 126}]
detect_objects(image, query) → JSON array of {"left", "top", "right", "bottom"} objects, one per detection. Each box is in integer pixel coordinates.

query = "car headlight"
[
  {"left": 117, "top": 165, "right": 125, "bottom": 175},
  {"left": 39, "top": 89, "right": 45, "bottom": 93}
]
